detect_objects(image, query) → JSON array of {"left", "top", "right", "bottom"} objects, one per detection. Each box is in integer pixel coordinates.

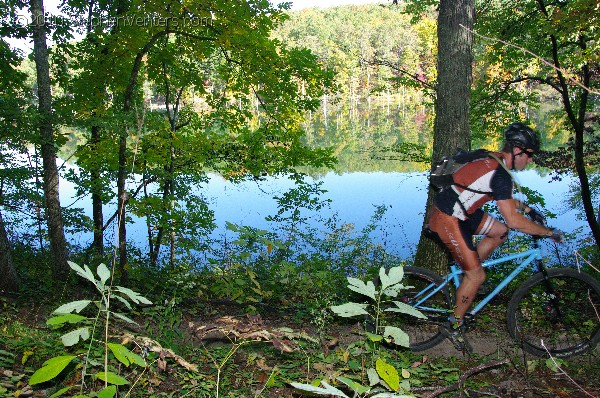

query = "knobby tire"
[
  {"left": 507, "top": 268, "right": 600, "bottom": 358},
  {"left": 379, "top": 266, "right": 451, "bottom": 351}
]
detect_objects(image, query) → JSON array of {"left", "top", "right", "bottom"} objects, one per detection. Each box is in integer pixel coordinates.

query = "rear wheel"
[
  {"left": 377, "top": 266, "right": 452, "bottom": 351},
  {"left": 507, "top": 268, "right": 600, "bottom": 358}
]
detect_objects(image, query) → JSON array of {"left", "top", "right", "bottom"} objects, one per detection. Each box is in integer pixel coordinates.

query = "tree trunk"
[
  {"left": 0, "top": 210, "right": 19, "bottom": 292},
  {"left": 90, "top": 125, "right": 104, "bottom": 256},
  {"left": 30, "top": 0, "right": 70, "bottom": 280},
  {"left": 117, "top": 133, "right": 129, "bottom": 282},
  {"left": 413, "top": 0, "right": 475, "bottom": 275}
]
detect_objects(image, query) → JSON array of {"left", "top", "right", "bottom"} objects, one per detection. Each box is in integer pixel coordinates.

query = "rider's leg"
[
  {"left": 476, "top": 217, "right": 508, "bottom": 262},
  {"left": 428, "top": 207, "right": 486, "bottom": 323},
  {"left": 453, "top": 266, "right": 486, "bottom": 321}
]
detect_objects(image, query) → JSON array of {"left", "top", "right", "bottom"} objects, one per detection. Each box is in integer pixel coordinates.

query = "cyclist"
[{"left": 428, "top": 122, "right": 565, "bottom": 351}]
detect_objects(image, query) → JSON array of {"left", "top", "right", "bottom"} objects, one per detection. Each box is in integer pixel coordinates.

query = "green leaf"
[
  {"left": 29, "top": 355, "right": 76, "bottom": 385},
  {"left": 367, "top": 367, "right": 380, "bottom": 386},
  {"left": 114, "top": 286, "right": 152, "bottom": 305},
  {"left": 112, "top": 295, "right": 132, "bottom": 310},
  {"left": 48, "top": 386, "right": 71, "bottom": 398},
  {"left": 107, "top": 343, "right": 146, "bottom": 367},
  {"left": 97, "top": 263, "right": 111, "bottom": 286},
  {"left": 96, "top": 371, "right": 129, "bottom": 386},
  {"left": 383, "top": 326, "right": 410, "bottom": 348},
  {"left": 290, "top": 381, "right": 350, "bottom": 397},
  {"left": 346, "top": 277, "right": 376, "bottom": 300},
  {"left": 365, "top": 332, "right": 383, "bottom": 342},
  {"left": 386, "top": 301, "right": 427, "bottom": 319},
  {"left": 61, "top": 327, "right": 90, "bottom": 347},
  {"left": 47, "top": 314, "right": 87, "bottom": 327},
  {"left": 376, "top": 358, "right": 400, "bottom": 392},
  {"left": 111, "top": 311, "right": 137, "bottom": 325},
  {"left": 97, "top": 385, "right": 117, "bottom": 398},
  {"left": 337, "top": 376, "right": 370, "bottom": 395},
  {"left": 379, "top": 267, "right": 404, "bottom": 290},
  {"left": 330, "top": 302, "right": 369, "bottom": 317},
  {"left": 53, "top": 300, "right": 92, "bottom": 314},
  {"left": 68, "top": 261, "right": 96, "bottom": 284}
]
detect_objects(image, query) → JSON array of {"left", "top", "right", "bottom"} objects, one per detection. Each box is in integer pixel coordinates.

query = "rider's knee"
[
  {"left": 465, "top": 267, "right": 486, "bottom": 284},
  {"left": 499, "top": 225, "right": 509, "bottom": 241}
]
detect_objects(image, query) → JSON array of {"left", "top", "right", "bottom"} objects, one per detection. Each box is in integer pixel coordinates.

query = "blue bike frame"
[{"left": 412, "top": 246, "right": 543, "bottom": 316}]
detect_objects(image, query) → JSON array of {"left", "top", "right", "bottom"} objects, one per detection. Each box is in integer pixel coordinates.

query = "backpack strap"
[
  {"left": 453, "top": 152, "right": 523, "bottom": 217},
  {"left": 488, "top": 152, "right": 522, "bottom": 192},
  {"left": 488, "top": 152, "right": 525, "bottom": 213}
]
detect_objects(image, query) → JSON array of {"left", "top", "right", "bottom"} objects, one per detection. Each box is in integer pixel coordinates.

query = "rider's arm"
[{"left": 497, "top": 198, "right": 553, "bottom": 237}]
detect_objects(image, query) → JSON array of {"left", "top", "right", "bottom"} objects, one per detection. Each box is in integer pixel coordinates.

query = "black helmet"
[{"left": 504, "top": 122, "right": 540, "bottom": 152}]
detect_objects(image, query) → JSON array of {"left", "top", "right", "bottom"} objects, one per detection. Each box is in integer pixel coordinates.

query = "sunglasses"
[{"left": 517, "top": 149, "right": 535, "bottom": 158}]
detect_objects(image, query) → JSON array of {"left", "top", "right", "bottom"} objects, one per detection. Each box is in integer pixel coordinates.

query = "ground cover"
[{"left": 1, "top": 293, "right": 598, "bottom": 398}]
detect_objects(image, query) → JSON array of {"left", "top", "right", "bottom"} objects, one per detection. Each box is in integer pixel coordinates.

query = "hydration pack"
[{"left": 429, "top": 149, "right": 492, "bottom": 191}]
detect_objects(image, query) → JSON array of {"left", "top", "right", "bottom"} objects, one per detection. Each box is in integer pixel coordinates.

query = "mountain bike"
[{"left": 382, "top": 232, "right": 600, "bottom": 358}]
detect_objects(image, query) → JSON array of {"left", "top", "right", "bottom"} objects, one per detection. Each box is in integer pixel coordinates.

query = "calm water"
[
  {"left": 54, "top": 98, "right": 585, "bottom": 259},
  {"left": 61, "top": 168, "right": 584, "bottom": 259}
]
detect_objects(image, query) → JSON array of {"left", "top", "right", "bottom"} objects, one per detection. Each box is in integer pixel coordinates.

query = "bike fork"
[{"left": 538, "top": 262, "right": 563, "bottom": 322}]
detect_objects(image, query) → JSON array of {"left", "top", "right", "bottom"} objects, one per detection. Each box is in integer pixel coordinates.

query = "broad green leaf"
[
  {"left": 112, "top": 295, "right": 132, "bottom": 310},
  {"left": 376, "top": 358, "right": 400, "bottom": 392},
  {"left": 379, "top": 267, "right": 404, "bottom": 290},
  {"left": 290, "top": 381, "right": 350, "bottom": 397},
  {"left": 384, "top": 326, "right": 410, "bottom": 348},
  {"left": 330, "top": 302, "right": 369, "bottom": 317},
  {"left": 107, "top": 343, "right": 146, "bottom": 367},
  {"left": 97, "top": 385, "right": 117, "bottom": 398},
  {"left": 53, "top": 300, "right": 92, "bottom": 314},
  {"left": 107, "top": 343, "right": 130, "bottom": 366},
  {"left": 346, "top": 277, "right": 376, "bottom": 300},
  {"left": 97, "top": 263, "right": 111, "bottom": 286},
  {"left": 61, "top": 327, "right": 90, "bottom": 347},
  {"left": 47, "top": 314, "right": 87, "bottom": 327},
  {"left": 337, "top": 376, "right": 370, "bottom": 395},
  {"left": 387, "top": 301, "right": 427, "bottom": 319},
  {"left": 365, "top": 331, "right": 383, "bottom": 342},
  {"left": 367, "top": 367, "right": 380, "bottom": 386},
  {"left": 114, "top": 286, "right": 152, "bottom": 305},
  {"left": 48, "top": 386, "right": 71, "bottom": 398},
  {"left": 96, "top": 371, "right": 129, "bottom": 386},
  {"left": 29, "top": 355, "right": 76, "bottom": 385},
  {"left": 68, "top": 261, "right": 96, "bottom": 284},
  {"left": 112, "top": 311, "right": 137, "bottom": 325},
  {"left": 370, "top": 393, "right": 414, "bottom": 398}
]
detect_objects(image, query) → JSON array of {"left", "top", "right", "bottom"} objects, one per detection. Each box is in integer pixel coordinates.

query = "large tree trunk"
[
  {"left": 30, "top": 0, "right": 70, "bottom": 280},
  {"left": 90, "top": 125, "right": 104, "bottom": 256},
  {"left": 413, "top": 0, "right": 475, "bottom": 275},
  {"left": 0, "top": 210, "right": 19, "bottom": 292}
]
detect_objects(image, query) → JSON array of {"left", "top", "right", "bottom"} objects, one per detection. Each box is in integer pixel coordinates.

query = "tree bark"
[
  {"left": 0, "top": 210, "right": 19, "bottom": 292},
  {"left": 30, "top": 0, "right": 70, "bottom": 280},
  {"left": 413, "top": 0, "right": 475, "bottom": 275},
  {"left": 90, "top": 125, "right": 104, "bottom": 256}
]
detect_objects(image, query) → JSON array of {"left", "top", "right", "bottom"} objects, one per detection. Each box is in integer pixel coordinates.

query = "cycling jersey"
[
  {"left": 434, "top": 153, "right": 513, "bottom": 221},
  {"left": 429, "top": 152, "right": 513, "bottom": 271}
]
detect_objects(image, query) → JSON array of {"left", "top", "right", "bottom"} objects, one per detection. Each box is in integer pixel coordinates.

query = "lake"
[{"left": 61, "top": 168, "right": 584, "bottom": 260}]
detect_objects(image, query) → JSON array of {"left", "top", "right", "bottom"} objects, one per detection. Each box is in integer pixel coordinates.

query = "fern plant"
[{"left": 29, "top": 261, "right": 152, "bottom": 398}]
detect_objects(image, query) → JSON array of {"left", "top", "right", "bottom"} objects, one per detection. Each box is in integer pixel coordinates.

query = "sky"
[{"left": 286, "top": 0, "right": 382, "bottom": 9}]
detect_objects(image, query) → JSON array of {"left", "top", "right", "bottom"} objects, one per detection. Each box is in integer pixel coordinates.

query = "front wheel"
[
  {"left": 507, "top": 268, "right": 600, "bottom": 358},
  {"left": 377, "top": 266, "right": 451, "bottom": 351}
]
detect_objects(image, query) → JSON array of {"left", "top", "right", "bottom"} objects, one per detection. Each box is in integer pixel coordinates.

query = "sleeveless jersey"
[{"left": 434, "top": 152, "right": 513, "bottom": 221}]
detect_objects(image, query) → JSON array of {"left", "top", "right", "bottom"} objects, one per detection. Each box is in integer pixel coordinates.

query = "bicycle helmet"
[{"left": 504, "top": 122, "right": 541, "bottom": 152}]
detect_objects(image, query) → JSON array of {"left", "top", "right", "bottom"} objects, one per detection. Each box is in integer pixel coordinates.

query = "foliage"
[
  {"left": 293, "top": 266, "right": 424, "bottom": 397},
  {"left": 28, "top": 261, "right": 151, "bottom": 396}
]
